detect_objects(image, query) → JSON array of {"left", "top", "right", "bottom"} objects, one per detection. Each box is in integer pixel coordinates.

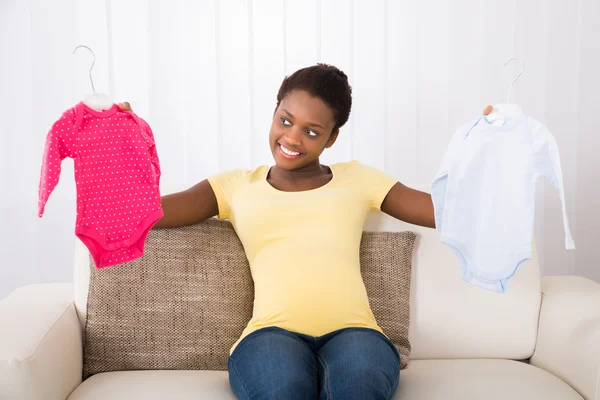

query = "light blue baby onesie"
[{"left": 431, "top": 114, "right": 575, "bottom": 292}]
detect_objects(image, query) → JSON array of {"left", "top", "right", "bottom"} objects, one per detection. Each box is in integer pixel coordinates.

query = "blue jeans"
[{"left": 227, "top": 326, "right": 400, "bottom": 400}]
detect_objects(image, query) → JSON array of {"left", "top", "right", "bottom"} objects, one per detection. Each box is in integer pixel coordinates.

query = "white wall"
[{"left": 1, "top": 0, "right": 599, "bottom": 299}]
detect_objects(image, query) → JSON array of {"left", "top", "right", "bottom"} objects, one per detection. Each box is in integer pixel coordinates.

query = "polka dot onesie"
[{"left": 38, "top": 102, "right": 163, "bottom": 268}]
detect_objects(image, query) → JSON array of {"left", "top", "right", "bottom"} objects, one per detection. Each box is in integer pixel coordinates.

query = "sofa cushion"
[
  {"left": 83, "top": 219, "right": 415, "bottom": 379},
  {"left": 68, "top": 360, "right": 583, "bottom": 400}
]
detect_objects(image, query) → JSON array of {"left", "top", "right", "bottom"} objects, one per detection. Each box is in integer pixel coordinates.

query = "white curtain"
[{"left": 1, "top": 0, "right": 599, "bottom": 298}]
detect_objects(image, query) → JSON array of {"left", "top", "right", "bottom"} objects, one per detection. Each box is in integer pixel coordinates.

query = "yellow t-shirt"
[{"left": 207, "top": 160, "right": 398, "bottom": 355}]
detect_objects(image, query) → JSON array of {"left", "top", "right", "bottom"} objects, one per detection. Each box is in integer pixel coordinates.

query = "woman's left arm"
[{"left": 380, "top": 182, "right": 436, "bottom": 228}]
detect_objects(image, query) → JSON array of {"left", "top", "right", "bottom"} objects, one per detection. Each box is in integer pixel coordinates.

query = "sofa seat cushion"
[
  {"left": 67, "top": 370, "right": 236, "bottom": 400},
  {"left": 67, "top": 359, "right": 582, "bottom": 400},
  {"left": 395, "top": 359, "right": 583, "bottom": 400}
]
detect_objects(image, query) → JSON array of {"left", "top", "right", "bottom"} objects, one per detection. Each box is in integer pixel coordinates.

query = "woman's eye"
[
  {"left": 281, "top": 118, "right": 291, "bottom": 126},
  {"left": 306, "top": 129, "right": 318, "bottom": 137}
]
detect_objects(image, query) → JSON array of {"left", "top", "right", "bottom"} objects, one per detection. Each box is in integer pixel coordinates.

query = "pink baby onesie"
[{"left": 38, "top": 102, "right": 163, "bottom": 268}]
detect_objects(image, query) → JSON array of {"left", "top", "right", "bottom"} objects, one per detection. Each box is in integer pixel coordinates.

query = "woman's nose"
[{"left": 283, "top": 129, "right": 302, "bottom": 146}]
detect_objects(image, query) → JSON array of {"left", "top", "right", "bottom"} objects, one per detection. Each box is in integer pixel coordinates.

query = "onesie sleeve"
[
  {"left": 140, "top": 119, "right": 161, "bottom": 190},
  {"left": 350, "top": 161, "right": 398, "bottom": 210},
  {"left": 121, "top": 110, "right": 162, "bottom": 193},
  {"left": 434, "top": 121, "right": 472, "bottom": 179},
  {"left": 38, "top": 108, "right": 78, "bottom": 217},
  {"left": 430, "top": 120, "right": 475, "bottom": 230},
  {"left": 207, "top": 169, "right": 248, "bottom": 220},
  {"left": 532, "top": 124, "right": 576, "bottom": 250}
]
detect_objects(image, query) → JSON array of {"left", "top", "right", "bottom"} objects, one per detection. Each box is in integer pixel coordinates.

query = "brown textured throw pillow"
[
  {"left": 360, "top": 230, "right": 415, "bottom": 369},
  {"left": 83, "top": 218, "right": 416, "bottom": 379}
]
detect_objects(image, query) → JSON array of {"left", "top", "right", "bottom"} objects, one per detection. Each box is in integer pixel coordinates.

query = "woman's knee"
[
  {"left": 227, "top": 327, "right": 318, "bottom": 399},
  {"left": 317, "top": 329, "right": 400, "bottom": 399}
]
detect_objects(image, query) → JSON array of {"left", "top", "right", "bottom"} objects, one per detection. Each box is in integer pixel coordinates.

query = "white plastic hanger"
[
  {"left": 485, "top": 57, "right": 524, "bottom": 126},
  {"left": 72, "top": 45, "right": 113, "bottom": 111}
]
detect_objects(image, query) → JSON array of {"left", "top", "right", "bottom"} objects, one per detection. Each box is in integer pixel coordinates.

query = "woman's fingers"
[{"left": 118, "top": 102, "right": 132, "bottom": 111}]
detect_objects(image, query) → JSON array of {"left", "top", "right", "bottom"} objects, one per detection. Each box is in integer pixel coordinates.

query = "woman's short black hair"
[{"left": 276, "top": 63, "right": 352, "bottom": 133}]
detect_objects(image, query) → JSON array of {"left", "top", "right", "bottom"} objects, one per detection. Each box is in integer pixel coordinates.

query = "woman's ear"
[{"left": 325, "top": 129, "right": 339, "bottom": 148}]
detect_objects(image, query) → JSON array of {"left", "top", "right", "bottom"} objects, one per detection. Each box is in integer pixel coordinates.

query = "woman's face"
[{"left": 269, "top": 89, "right": 338, "bottom": 170}]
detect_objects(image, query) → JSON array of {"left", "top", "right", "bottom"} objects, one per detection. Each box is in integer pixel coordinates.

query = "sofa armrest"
[
  {"left": 530, "top": 276, "right": 600, "bottom": 400},
  {"left": 0, "top": 283, "right": 83, "bottom": 400}
]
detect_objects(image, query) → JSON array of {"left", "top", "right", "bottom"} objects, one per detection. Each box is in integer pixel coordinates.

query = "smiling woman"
[
  {"left": 266, "top": 89, "right": 338, "bottom": 191},
  {"left": 265, "top": 65, "right": 349, "bottom": 192},
  {"left": 271, "top": 91, "right": 336, "bottom": 163},
  {"left": 121, "top": 63, "right": 434, "bottom": 400}
]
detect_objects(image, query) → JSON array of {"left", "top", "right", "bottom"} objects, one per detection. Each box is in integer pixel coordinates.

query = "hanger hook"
[
  {"left": 72, "top": 45, "right": 97, "bottom": 93},
  {"left": 504, "top": 57, "right": 524, "bottom": 105}
]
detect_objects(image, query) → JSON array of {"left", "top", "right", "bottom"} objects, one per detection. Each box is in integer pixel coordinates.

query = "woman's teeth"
[{"left": 280, "top": 144, "right": 300, "bottom": 156}]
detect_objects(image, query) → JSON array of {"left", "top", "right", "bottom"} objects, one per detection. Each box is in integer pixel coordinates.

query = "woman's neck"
[{"left": 269, "top": 161, "right": 329, "bottom": 182}]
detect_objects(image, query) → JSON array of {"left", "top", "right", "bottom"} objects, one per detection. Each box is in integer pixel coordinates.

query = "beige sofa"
[{"left": 2, "top": 208, "right": 599, "bottom": 400}]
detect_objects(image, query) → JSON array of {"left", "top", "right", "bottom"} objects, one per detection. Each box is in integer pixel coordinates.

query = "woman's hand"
[{"left": 118, "top": 102, "right": 132, "bottom": 111}]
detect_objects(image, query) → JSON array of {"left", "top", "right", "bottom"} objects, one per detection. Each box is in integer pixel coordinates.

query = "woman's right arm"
[{"left": 153, "top": 179, "right": 219, "bottom": 229}]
